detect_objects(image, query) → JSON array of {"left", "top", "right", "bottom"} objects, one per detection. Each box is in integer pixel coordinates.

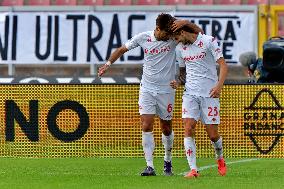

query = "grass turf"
[{"left": 0, "top": 158, "right": 283, "bottom": 189}]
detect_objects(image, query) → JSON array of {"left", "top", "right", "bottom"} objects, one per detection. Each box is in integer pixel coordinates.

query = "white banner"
[
  {"left": 0, "top": 11, "right": 255, "bottom": 65},
  {"left": 174, "top": 11, "right": 256, "bottom": 64}
]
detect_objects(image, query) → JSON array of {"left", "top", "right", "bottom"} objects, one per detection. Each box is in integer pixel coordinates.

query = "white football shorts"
[
  {"left": 138, "top": 91, "right": 175, "bottom": 120},
  {"left": 182, "top": 94, "right": 220, "bottom": 124}
]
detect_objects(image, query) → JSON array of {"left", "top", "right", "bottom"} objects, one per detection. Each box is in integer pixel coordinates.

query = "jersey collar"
[{"left": 151, "top": 30, "right": 157, "bottom": 42}]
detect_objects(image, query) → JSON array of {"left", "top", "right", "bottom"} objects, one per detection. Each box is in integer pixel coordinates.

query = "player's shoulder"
[
  {"left": 176, "top": 43, "right": 188, "bottom": 51},
  {"left": 200, "top": 34, "right": 216, "bottom": 43},
  {"left": 131, "top": 31, "right": 153, "bottom": 42},
  {"left": 196, "top": 33, "right": 216, "bottom": 48},
  {"left": 176, "top": 43, "right": 183, "bottom": 50},
  {"left": 176, "top": 43, "right": 188, "bottom": 54},
  {"left": 135, "top": 31, "right": 152, "bottom": 38}
]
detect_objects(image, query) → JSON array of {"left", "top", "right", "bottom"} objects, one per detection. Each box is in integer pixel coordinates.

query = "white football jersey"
[
  {"left": 176, "top": 33, "right": 223, "bottom": 97},
  {"left": 125, "top": 31, "right": 177, "bottom": 94}
]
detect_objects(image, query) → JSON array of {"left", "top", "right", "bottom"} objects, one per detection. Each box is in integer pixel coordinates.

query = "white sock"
[
  {"left": 162, "top": 131, "right": 174, "bottom": 162},
  {"left": 142, "top": 131, "right": 155, "bottom": 168},
  {"left": 184, "top": 137, "right": 197, "bottom": 170},
  {"left": 211, "top": 137, "right": 223, "bottom": 160}
]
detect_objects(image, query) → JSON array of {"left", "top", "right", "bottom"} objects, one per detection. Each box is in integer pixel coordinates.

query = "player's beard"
[
  {"left": 158, "top": 36, "right": 169, "bottom": 41},
  {"left": 182, "top": 40, "right": 191, "bottom": 45}
]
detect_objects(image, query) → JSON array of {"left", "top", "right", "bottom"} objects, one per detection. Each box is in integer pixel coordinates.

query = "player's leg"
[
  {"left": 201, "top": 97, "right": 226, "bottom": 176},
  {"left": 138, "top": 91, "right": 156, "bottom": 176},
  {"left": 141, "top": 114, "right": 156, "bottom": 176},
  {"left": 183, "top": 118, "right": 199, "bottom": 178},
  {"left": 157, "top": 93, "right": 175, "bottom": 176},
  {"left": 182, "top": 95, "right": 200, "bottom": 178},
  {"left": 205, "top": 124, "right": 222, "bottom": 158},
  {"left": 159, "top": 119, "right": 174, "bottom": 175},
  {"left": 205, "top": 124, "right": 226, "bottom": 176}
]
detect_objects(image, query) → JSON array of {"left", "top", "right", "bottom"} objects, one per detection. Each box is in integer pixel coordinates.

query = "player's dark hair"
[
  {"left": 156, "top": 13, "right": 175, "bottom": 33},
  {"left": 174, "top": 25, "right": 195, "bottom": 35}
]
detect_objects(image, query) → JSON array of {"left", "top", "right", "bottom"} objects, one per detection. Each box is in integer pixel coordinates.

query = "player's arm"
[
  {"left": 177, "top": 66, "right": 186, "bottom": 86},
  {"left": 210, "top": 57, "right": 228, "bottom": 98},
  {"left": 172, "top": 20, "right": 204, "bottom": 34},
  {"left": 209, "top": 38, "right": 228, "bottom": 98},
  {"left": 178, "top": 67, "right": 186, "bottom": 85},
  {"left": 98, "top": 33, "right": 142, "bottom": 77},
  {"left": 216, "top": 57, "right": 228, "bottom": 88},
  {"left": 170, "top": 49, "right": 186, "bottom": 89},
  {"left": 98, "top": 45, "right": 128, "bottom": 76},
  {"left": 170, "top": 67, "right": 186, "bottom": 89}
]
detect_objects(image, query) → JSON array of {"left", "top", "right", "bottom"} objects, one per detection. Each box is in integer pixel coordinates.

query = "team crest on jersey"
[
  {"left": 215, "top": 48, "right": 221, "bottom": 53},
  {"left": 198, "top": 41, "right": 203, "bottom": 48}
]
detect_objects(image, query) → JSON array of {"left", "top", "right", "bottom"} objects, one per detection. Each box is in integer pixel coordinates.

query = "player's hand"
[
  {"left": 171, "top": 20, "right": 187, "bottom": 32},
  {"left": 98, "top": 63, "right": 110, "bottom": 77},
  {"left": 209, "top": 84, "right": 223, "bottom": 98},
  {"left": 170, "top": 80, "right": 180, "bottom": 89}
]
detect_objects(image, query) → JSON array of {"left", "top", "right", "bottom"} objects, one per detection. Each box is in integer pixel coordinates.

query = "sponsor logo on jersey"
[
  {"left": 166, "top": 115, "right": 172, "bottom": 119},
  {"left": 144, "top": 45, "right": 171, "bottom": 55},
  {"left": 183, "top": 52, "right": 206, "bottom": 62}
]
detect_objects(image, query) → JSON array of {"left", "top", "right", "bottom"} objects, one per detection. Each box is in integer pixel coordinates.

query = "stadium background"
[
  {"left": 0, "top": 1, "right": 283, "bottom": 159},
  {"left": 0, "top": 84, "right": 283, "bottom": 158}
]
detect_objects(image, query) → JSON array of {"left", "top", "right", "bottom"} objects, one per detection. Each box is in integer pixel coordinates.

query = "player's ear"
[
  {"left": 156, "top": 26, "right": 160, "bottom": 32},
  {"left": 181, "top": 30, "right": 186, "bottom": 37}
]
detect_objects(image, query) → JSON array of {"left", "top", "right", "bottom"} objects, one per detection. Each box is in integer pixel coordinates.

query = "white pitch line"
[{"left": 179, "top": 158, "right": 260, "bottom": 176}]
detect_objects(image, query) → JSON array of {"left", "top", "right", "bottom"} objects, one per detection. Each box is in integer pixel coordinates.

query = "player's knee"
[
  {"left": 185, "top": 127, "right": 195, "bottom": 137},
  {"left": 209, "top": 135, "right": 220, "bottom": 142},
  {"left": 141, "top": 115, "right": 154, "bottom": 132},
  {"left": 141, "top": 121, "right": 153, "bottom": 132},
  {"left": 184, "top": 122, "right": 196, "bottom": 132},
  {"left": 160, "top": 123, "right": 172, "bottom": 136},
  {"left": 184, "top": 121, "right": 195, "bottom": 136},
  {"left": 160, "top": 119, "right": 172, "bottom": 135},
  {"left": 161, "top": 127, "right": 172, "bottom": 136},
  {"left": 142, "top": 124, "right": 153, "bottom": 132}
]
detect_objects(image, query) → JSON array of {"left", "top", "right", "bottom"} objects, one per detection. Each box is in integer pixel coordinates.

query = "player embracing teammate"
[
  {"left": 170, "top": 24, "right": 228, "bottom": 178},
  {"left": 98, "top": 13, "right": 202, "bottom": 176},
  {"left": 99, "top": 13, "right": 227, "bottom": 178}
]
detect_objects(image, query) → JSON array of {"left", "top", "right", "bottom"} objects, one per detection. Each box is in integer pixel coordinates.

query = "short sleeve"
[{"left": 125, "top": 33, "right": 142, "bottom": 50}]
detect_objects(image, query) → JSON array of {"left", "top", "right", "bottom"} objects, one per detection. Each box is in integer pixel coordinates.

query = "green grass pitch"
[{"left": 0, "top": 158, "right": 283, "bottom": 189}]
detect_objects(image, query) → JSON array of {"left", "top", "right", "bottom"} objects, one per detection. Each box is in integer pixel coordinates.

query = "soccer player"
[
  {"left": 98, "top": 13, "right": 203, "bottom": 176},
  {"left": 170, "top": 26, "right": 228, "bottom": 178}
]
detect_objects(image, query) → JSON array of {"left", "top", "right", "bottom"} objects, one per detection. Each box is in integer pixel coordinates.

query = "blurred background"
[{"left": 0, "top": 0, "right": 283, "bottom": 83}]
